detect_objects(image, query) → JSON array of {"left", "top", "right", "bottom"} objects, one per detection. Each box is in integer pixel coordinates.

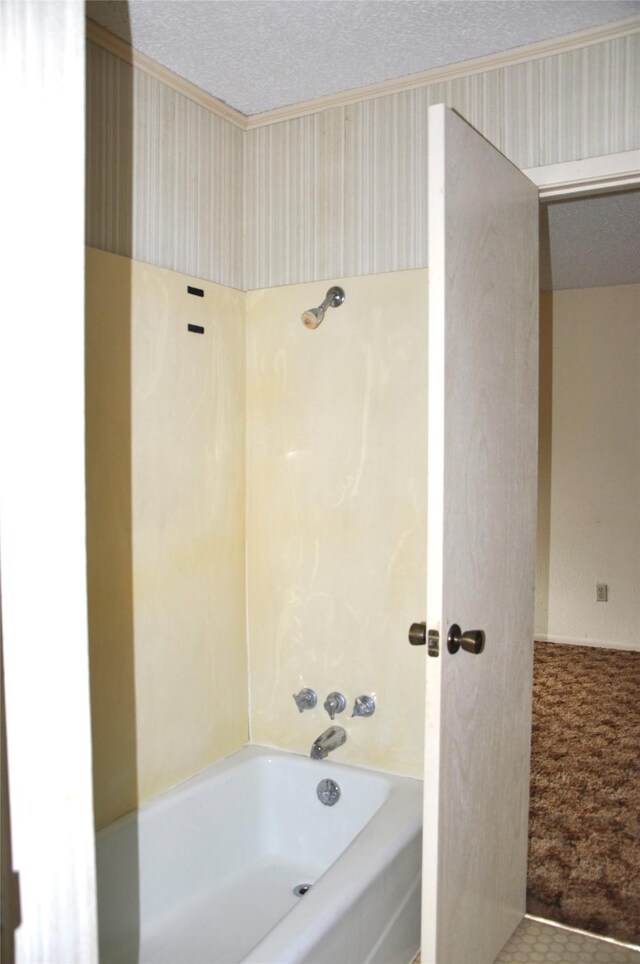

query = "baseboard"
[{"left": 535, "top": 634, "right": 639, "bottom": 653}]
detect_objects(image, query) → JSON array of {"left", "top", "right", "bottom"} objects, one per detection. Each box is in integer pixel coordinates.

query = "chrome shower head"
[
  {"left": 301, "top": 286, "right": 345, "bottom": 329},
  {"left": 301, "top": 306, "right": 324, "bottom": 329}
]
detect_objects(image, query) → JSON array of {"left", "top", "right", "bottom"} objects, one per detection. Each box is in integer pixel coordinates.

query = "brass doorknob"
[
  {"left": 447, "top": 624, "right": 485, "bottom": 655},
  {"left": 408, "top": 622, "right": 427, "bottom": 646}
]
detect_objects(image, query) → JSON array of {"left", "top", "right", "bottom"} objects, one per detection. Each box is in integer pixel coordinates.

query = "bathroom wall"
[
  {"left": 246, "top": 270, "right": 428, "bottom": 776},
  {"left": 535, "top": 284, "right": 640, "bottom": 650},
  {"left": 244, "top": 32, "right": 639, "bottom": 289},
  {"left": 83, "top": 20, "right": 639, "bottom": 811},
  {"left": 86, "top": 248, "right": 248, "bottom": 827},
  {"left": 86, "top": 25, "right": 638, "bottom": 290},
  {"left": 86, "top": 40, "right": 245, "bottom": 289}
]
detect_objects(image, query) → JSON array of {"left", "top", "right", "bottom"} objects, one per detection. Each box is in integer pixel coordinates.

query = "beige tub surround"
[
  {"left": 246, "top": 269, "right": 428, "bottom": 777},
  {"left": 86, "top": 248, "right": 248, "bottom": 827}
]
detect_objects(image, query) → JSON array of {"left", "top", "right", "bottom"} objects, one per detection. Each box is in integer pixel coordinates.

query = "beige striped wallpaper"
[
  {"left": 501, "top": 34, "right": 640, "bottom": 169},
  {"left": 86, "top": 29, "right": 639, "bottom": 290},
  {"left": 244, "top": 70, "right": 503, "bottom": 288},
  {"left": 86, "top": 42, "right": 245, "bottom": 289},
  {"left": 245, "top": 34, "right": 639, "bottom": 289}
]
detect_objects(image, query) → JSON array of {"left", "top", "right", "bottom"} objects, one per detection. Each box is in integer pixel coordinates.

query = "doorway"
[{"left": 529, "top": 189, "right": 640, "bottom": 944}]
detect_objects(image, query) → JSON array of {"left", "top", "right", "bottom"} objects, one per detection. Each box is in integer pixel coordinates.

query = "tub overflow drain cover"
[
  {"left": 293, "top": 883, "right": 312, "bottom": 897},
  {"left": 316, "top": 778, "right": 341, "bottom": 806}
]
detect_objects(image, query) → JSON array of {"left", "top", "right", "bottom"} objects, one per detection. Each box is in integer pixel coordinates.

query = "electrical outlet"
[{"left": 596, "top": 583, "right": 608, "bottom": 602}]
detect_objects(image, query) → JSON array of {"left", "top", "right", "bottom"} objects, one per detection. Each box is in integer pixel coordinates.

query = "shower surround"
[
  {"left": 86, "top": 249, "right": 248, "bottom": 828},
  {"left": 86, "top": 250, "right": 428, "bottom": 828},
  {"left": 246, "top": 269, "right": 428, "bottom": 775}
]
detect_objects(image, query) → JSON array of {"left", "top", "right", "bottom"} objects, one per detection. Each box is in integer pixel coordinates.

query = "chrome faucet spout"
[{"left": 310, "top": 725, "right": 347, "bottom": 760}]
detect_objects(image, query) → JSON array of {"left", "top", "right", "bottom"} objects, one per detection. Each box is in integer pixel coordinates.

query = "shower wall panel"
[
  {"left": 246, "top": 269, "right": 428, "bottom": 776},
  {"left": 86, "top": 248, "right": 248, "bottom": 827}
]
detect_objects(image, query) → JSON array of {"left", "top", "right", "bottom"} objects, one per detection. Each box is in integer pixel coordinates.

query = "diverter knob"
[{"left": 323, "top": 692, "right": 346, "bottom": 720}]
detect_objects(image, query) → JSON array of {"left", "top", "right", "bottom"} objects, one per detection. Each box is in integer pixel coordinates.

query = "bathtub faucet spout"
[{"left": 310, "top": 725, "right": 347, "bottom": 760}]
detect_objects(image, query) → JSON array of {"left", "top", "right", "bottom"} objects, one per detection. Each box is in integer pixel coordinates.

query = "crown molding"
[
  {"left": 87, "top": 14, "right": 639, "bottom": 132},
  {"left": 86, "top": 20, "right": 249, "bottom": 130},
  {"left": 246, "top": 15, "right": 639, "bottom": 128},
  {"left": 524, "top": 150, "right": 640, "bottom": 199}
]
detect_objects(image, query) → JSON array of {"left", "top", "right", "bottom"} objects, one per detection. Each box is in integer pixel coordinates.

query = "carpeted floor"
[{"left": 527, "top": 641, "right": 640, "bottom": 944}]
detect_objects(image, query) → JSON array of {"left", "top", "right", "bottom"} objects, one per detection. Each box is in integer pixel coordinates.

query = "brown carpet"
[{"left": 527, "top": 640, "right": 640, "bottom": 944}]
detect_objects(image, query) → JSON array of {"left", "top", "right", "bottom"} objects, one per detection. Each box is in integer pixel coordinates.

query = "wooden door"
[{"left": 422, "top": 105, "right": 539, "bottom": 964}]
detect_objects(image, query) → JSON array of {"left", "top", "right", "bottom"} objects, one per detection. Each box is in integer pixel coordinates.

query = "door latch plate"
[
  {"left": 408, "top": 621, "right": 439, "bottom": 656},
  {"left": 427, "top": 629, "right": 440, "bottom": 657}
]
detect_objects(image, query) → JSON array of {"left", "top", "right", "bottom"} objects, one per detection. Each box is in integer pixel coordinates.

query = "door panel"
[{"left": 422, "top": 105, "right": 539, "bottom": 964}]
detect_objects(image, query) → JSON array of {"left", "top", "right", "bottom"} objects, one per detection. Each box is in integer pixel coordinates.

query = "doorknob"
[
  {"left": 408, "top": 622, "right": 427, "bottom": 646},
  {"left": 447, "top": 624, "right": 485, "bottom": 655},
  {"left": 408, "top": 622, "right": 440, "bottom": 657}
]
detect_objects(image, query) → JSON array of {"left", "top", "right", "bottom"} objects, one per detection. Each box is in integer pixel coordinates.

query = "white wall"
[
  {"left": 0, "top": 2, "right": 98, "bottom": 959},
  {"left": 536, "top": 285, "right": 640, "bottom": 650}
]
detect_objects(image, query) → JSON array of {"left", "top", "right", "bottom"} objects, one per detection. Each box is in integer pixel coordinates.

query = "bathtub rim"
[{"left": 96, "top": 742, "right": 422, "bottom": 839}]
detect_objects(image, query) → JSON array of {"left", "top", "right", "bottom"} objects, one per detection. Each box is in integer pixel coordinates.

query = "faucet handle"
[
  {"left": 293, "top": 688, "right": 317, "bottom": 713},
  {"left": 323, "top": 692, "right": 346, "bottom": 720},
  {"left": 352, "top": 695, "right": 375, "bottom": 717}
]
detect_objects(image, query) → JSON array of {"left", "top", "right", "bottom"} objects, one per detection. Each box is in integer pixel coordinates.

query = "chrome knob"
[
  {"left": 323, "top": 692, "right": 346, "bottom": 720},
  {"left": 352, "top": 695, "right": 375, "bottom": 717},
  {"left": 293, "top": 688, "right": 317, "bottom": 712}
]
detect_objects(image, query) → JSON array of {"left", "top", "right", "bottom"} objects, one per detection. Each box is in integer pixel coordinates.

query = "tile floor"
[
  {"left": 496, "top": 917, "right": 640, "bottom": 963},
  {"left": 414, "top": 916, "right": 640, "bottom": 963}
]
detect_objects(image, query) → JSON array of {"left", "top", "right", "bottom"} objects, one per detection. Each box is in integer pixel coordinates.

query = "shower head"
[
  {"left": 301, "top": 307, "right": 324, "bottom": 329},
  {"left": 301, "top": 286, "right": 345, "bottom": 329}
]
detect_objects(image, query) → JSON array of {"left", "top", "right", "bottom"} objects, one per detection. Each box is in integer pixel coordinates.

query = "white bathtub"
[{"left": 96, "top": 745, "right": 422, "bottom": 964}]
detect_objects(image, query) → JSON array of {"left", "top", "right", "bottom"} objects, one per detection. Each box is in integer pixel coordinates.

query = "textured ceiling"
[
  {"left": 541, "top": 191, "right": 640, "bottom": 291},
  {"left": 86, "top": 0, "right": 639, "bottom": 116}
]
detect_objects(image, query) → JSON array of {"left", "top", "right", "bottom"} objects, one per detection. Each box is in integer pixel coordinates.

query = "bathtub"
[{"left": 96, "top": 745, "right": 422, "bottom": 964}]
